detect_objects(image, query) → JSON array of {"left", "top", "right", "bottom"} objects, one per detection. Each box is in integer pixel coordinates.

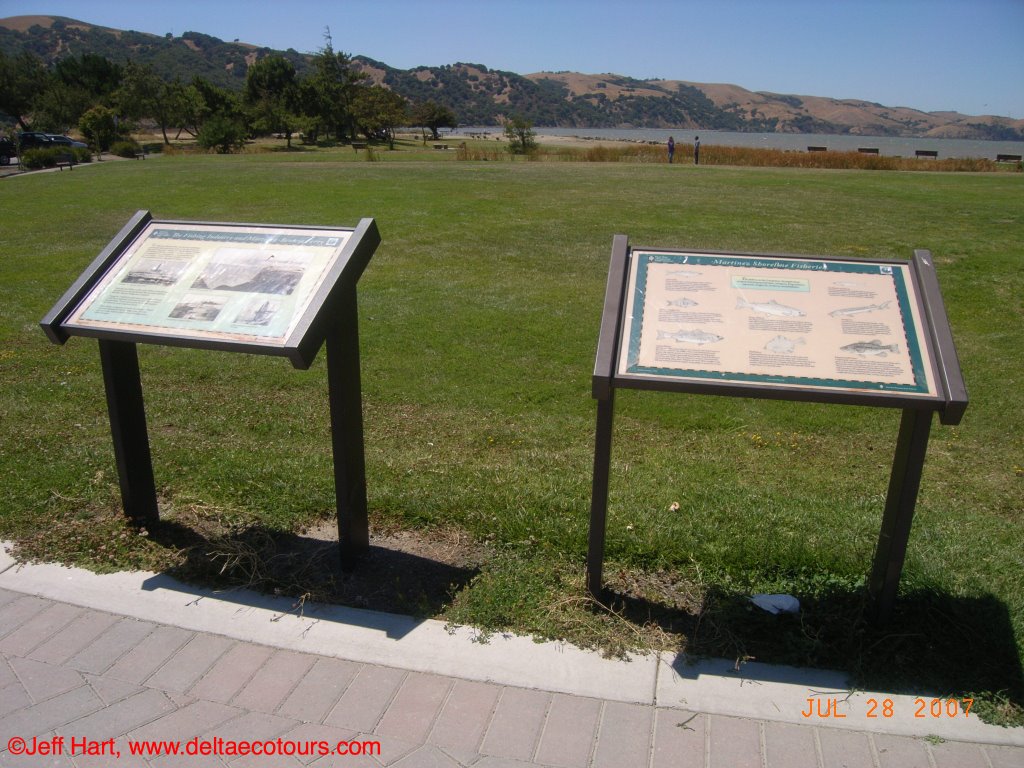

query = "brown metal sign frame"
[{"left": 587, "top": 236, "right": 967, "bottom": 624}]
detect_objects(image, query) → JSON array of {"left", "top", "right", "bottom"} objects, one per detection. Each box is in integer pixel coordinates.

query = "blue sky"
[{"left": 2, "top": 0, "right": 1022, "bottom": 118}]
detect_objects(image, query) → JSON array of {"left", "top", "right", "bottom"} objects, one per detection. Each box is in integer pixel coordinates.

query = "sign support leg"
[
  {"left": 98, "top": 339, "right": 158, "bottom": 528},
  {"left": 587, "top": 391, "right": 616, "bottom": 600},
  {"left": 326, "top": 287, "right": 370, "bottom": 571},
  {"left": 869, "top": 407, "right": 933, "bottom": 624}
]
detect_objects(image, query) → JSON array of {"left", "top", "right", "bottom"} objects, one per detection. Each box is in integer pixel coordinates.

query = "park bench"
[
  {"left": 55, "top": 152, "right": 75, "bottom": 171},
  {"left": 857, "top": 147, "right": 879, "bottom": 155},
  {"left": 433, "top": 143, "right": 449, "bottom": 150},
  {"left": 996, "top": 154, "right": 1022, "bottom": 163},
  {"left": 915, "top": 150, "right": 938, "bottom": 159},
  {"left": 807, "top": 146, "right": 827, "bottom": 152},
  {"left": 351, "top": 142, "right": 368, "bottom": 151}
]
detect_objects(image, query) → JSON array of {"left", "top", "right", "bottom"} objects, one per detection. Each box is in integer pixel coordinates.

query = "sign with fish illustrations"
[
  {"left": 618, "top": 249, "right": 939, "bottom": 400},
  {"left": 588, "top": 237, "right": 967, "bottom": 624}
]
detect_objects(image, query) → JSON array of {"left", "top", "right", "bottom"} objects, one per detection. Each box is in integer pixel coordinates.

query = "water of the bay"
[{"left": 452, "top": 126, "right": 1024, "bottom": 160}]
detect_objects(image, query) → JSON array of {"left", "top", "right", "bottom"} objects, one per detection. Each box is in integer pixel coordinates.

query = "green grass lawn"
[{"left": 1, "top": 150, "right": 1022, "bottom": 724}]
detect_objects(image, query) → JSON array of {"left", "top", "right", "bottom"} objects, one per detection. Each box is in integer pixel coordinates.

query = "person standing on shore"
[
  {"left": 694, "top": 136, "right": 700, "bottom": 165},
  {"left": 667, "top": 136, "right": 675, "bottom": 163}
]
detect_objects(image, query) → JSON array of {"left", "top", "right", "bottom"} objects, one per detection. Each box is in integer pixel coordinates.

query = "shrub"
[
  {"left": 504, "top": 117, "right": 537, "bottom": 156},
  {"left": 197, "top": 115, "right": 247, "bottom": 154},
  {"left": 110, "top": 140, "right": 142, "bottom": 159},
  {"left": 19, "top": 147, "right": 91, "bottom": 169}
]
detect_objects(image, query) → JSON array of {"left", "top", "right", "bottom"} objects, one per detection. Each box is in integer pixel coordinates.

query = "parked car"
[
  {"left": 46, "top": 134, "right": 88, "bottom": 149},
  {"left": 0, "top": 137, "right": 16, "bottom": 165},
  {"left": 16, "top": 131, "right": 55, "bottom": 150}
]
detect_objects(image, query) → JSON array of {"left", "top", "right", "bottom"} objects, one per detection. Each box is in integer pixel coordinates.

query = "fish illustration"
[
  {"left": 669, "top": 269, "right": 702, "bottom": 277},
  {"left": 840, "top": 340, "right": 899, "bottom": 357},
  {"left": 666, "top": 297, "right": 698, "bottom": 308},
  {"left": 764, "top": 335, "right": 805, "bottom": 354},
  {"left": 657, "top": 328, "right": 723, "bottom": 345},
  {"left": 736, "top": 298, "right": 806, "bottom": 317},
  {"left": 829, "top": 300, "right": 891, "bottom": 318}
]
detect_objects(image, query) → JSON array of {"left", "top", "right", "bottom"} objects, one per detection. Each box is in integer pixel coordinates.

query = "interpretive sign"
[
  {"left": 44, "top": 213, "right": 378, "bottom": 370},
  {"left": 65, "top": 223, "right": 350, "bottom": 349},
  {"left": 619, "top": 251, "right": 938, "bottom": 400},
  {"left": 588, "top": 237, "right": 967, "bottom": 624},
  {"left": 42, "top": 211, "right": 381, "bottom": 569}
]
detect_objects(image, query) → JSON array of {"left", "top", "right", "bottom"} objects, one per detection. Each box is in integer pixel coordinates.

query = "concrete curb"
[{"left": 1, "top": 542, "right": 1020, "bottom": 746}]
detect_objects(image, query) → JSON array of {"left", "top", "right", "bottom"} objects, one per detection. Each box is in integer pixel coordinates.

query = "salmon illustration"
[
  {"left": 666, "top": 297, "right": 698, "bottom": 308},
  {"left": 736, "top": 298, "right": 805, "bottom": 317},
  {"left": 657, "top": 328, "right": 723, "bottom": 345}
]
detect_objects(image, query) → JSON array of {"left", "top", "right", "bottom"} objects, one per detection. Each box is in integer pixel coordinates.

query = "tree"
[
  {"left": 306, "top": 29, "right": 368, "bottom": 143},
  {"left": 54, "top": 54, "right": 123, "bottom": 101},
  {"left": 175, "top": 82, "right": 210, "bottom": 138},
  {"left": 0, "top": 51, "right": 48, "bottom": 130},
  {"left": 412, "top": 100, "right": 456, "bottom": 141},
  {"left": 30, "top": 81, "right": 94, "bottom": 133},
  {"left": 504, "top": 116, "right": 536, "bottom": 155},
  {"left": 115, "top": 63, "right": 189, "bottom": 145},
  {"left": 79, "top": 105, "right": 120, "bottom": 152},
  {"left": 244, "top": 55, "right": 299, "bottom": 147},
  {"left": 353, "top": 86, "right": 408, "bottom": 149},
  {"left": 186, "top": 76, "right": 240, "bottom": 135}
]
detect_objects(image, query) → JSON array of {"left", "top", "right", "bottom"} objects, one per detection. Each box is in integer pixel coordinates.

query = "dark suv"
[
  {"left": 17, "top": 131, "right": 55, "bottom": 150},
  {"left": 0, "top": 137, "right": 15, "bottom": 165}
]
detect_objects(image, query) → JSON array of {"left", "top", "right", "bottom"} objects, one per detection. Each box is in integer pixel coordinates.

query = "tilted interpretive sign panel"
[
  {"left": 617, "top": 250, "right": 939, "bottom": 401},
  {"left": 66, "top": 222, "right": 351, "bottom": 347},
  {"left": 43, "top": 211, "right": 380, "bottom": 369},
  {"left": 588, "top": 238, "right": 968, "bottom": 624}
]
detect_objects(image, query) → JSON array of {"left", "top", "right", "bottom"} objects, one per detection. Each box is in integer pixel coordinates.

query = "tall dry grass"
[{"left": 468, "top": 141, "right": 1011, "bottom": 172}]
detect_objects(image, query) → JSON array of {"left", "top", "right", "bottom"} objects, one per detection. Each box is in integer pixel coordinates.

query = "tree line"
[{"left": 0, "top": 33, "right": 458, "bottom": 152}]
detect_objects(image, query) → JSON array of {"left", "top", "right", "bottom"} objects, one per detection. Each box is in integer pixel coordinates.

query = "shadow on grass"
[
  {"left": 601, "top": 580, "right": 1024, "bottom": 725},
  {"left": 142, "top": 519, "right": 481, "bottom": 624}
]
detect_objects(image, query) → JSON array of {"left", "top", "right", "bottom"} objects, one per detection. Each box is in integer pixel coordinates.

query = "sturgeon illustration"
[
  {"left": 657, "top": 328, "right": 724, "bottom": 345},
  {"left": 829, "top": 300, "right": 891, "bottom": 317},
  {"left": 840, "top": 340, "right": 899, "bottom": 357},
  {"left": 736, "top": 298, "right": 806, "bottom": 317}
]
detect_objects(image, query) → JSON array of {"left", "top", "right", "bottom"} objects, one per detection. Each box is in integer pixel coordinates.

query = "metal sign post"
[
  {"left": 42, "top": 211, "right": 381, "bottom": 570},
  {"left": 587, "top": 238, "right": 967, "bottom": 624}
]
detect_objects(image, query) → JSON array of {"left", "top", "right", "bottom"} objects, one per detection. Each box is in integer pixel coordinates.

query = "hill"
[{"left": 2, "top": 14, "right": 1021, "bottom": 139}]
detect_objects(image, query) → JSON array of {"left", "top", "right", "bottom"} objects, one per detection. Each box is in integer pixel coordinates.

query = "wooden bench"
[
  {"left": 857, "top": 147, "right": 879, "bottom": 155},
  {"left": 55, "top": 152, "right": 75, "bottom": 171},
  {"left": 996, "top": 154, "right": 1022, "bottom": 163},
  {"left": 807, "top": 146, "right": 827, "bottom": 152},
  {"left": 351, "top": 142, "right": 368, "bottom": 152},
  {"left": 433, "top": 143, "right": 449, "bottom": 150},
  {"left": 915, "top": 150, "right": 939, "bottom": 159}
]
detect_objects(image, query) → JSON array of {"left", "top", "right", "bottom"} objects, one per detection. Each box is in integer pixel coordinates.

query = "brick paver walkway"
[{"left": 2, "top": 587, "right": 1021, "bottom": 767}]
